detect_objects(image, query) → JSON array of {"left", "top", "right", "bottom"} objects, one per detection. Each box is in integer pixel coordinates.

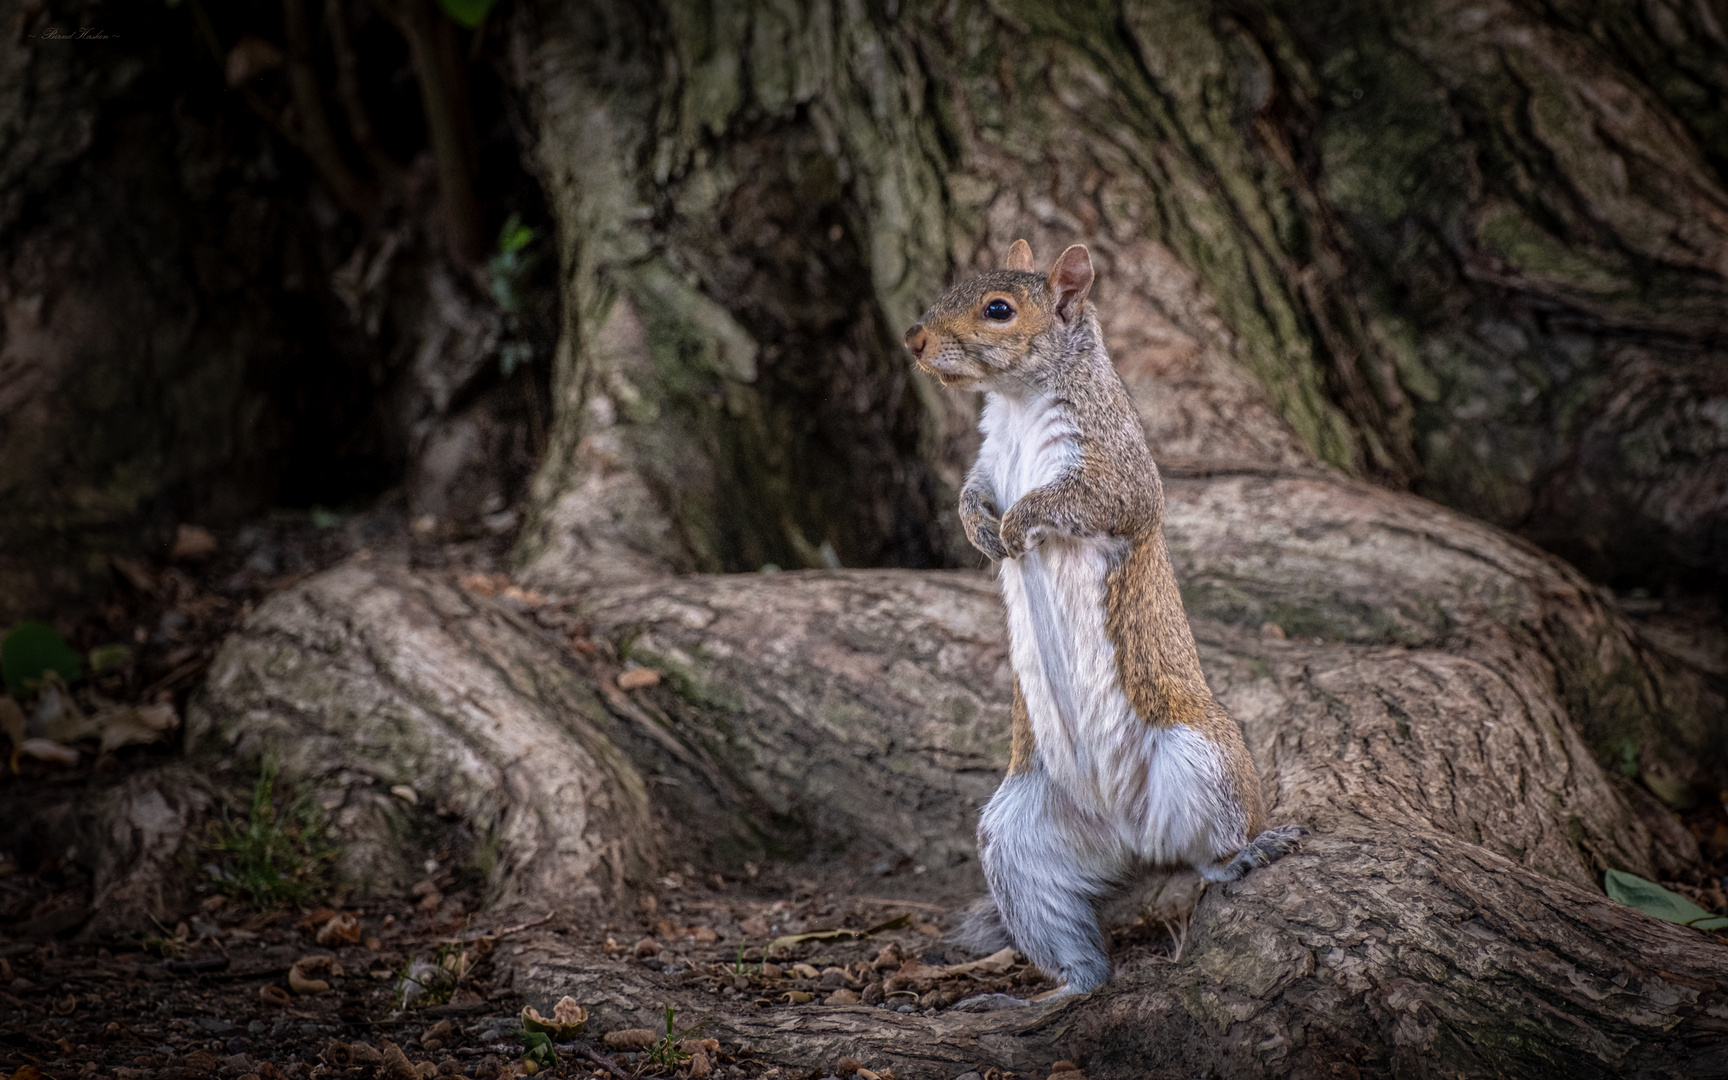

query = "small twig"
[
  {"left": 581, "top": 1045, "right": 632, "bottom": 1080},
  {"left": 845, "top": 897, "right": 950, "bottom": 912},
  {"left": 326, "top": 0, "right": 402, "bottom": 186},
  {"left": 283, "top": 0, "right": 375, "bottom": 214},
  {"left": 437, "top": 910, "right": 555, "bottom": 945},
  {"left": 388, "top": 0, "right": 483, "bottom": 262}
]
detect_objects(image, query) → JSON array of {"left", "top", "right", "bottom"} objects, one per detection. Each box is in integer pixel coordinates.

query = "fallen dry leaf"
[
  {"left": 172, "top": 524, "right": 219, "bottom": 559},
  {"left": 420, "top": 1019, "right": 454, "bottom": 1049},
  {"left": 288, "top": 968, "right": 329, "bottom": 995},
  {"left": 15, "top": 738, "right": 78, "bottom": 767},
  {"left": 687, "top": 1049, "right": 713, "bottom": 1078},
  {"left": 939, "top": 947, "right": 1019, "bottom": 980},
  {"left": 602, "top": 1028, "right": 657, "bottom": 1049},
  {"left": 87, "top": 702, "right": 178, "bottom": 753},
  {"left": 259, "top": 985, "right": 291, "bottom": 1007},
  {"left": 289, "top": 955, "right": 342, "bottom": 995},
  {"left": 499, "top": 585, "right": 547, "bottom": 608},
  {"left": 316, "top": 912, "right": 362, "bottom": 946},
  {"left": 380, "top": 1041, "right": 417, "bottom": 1080},
  {"left": 521, "top": 996, "right": 587, "bottom": 1039},
  {"left": 224, "top": 34, "right": 284, "bottom": 87},
  {"left": 768, "top": 913, "right": 910, "bottom": 952},
  {"left": 616, "top": 667, "right": 661, "bottom": 690},
  {"left": 459, "top": 573, "right": 509, "bottom": 598},
  {"left": 111, "top": 555, "right": 157, "bottom": 593}
]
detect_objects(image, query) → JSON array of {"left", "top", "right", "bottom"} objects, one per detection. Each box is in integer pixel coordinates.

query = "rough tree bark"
[{"left": 509, "top": 0, "right": 1728, "bottom": 594}]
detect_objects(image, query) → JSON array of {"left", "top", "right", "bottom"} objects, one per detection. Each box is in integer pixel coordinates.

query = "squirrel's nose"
[{"left": 905, "top": 324, "right": 928, "bottom": 359}]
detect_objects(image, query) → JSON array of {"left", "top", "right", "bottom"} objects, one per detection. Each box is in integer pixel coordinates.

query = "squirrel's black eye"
[{"left": 984, "top": 299, "right": 1014, "bottom": 321}]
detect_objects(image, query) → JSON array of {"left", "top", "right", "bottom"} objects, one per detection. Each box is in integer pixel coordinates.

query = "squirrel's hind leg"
[
  {"left": 974, "top": 769, "right": 1116, "bottom": 995},
  {"left": 1198, "top": 824, "right": 1308, "bottom": 883}
]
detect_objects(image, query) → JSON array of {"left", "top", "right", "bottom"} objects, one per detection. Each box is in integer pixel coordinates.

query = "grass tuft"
[{"left": 206, "top": 758, "right": 333, "bottom": 908}]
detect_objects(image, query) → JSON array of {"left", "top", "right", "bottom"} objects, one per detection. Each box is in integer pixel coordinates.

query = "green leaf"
[
  {"left": 2, "top": 621, "right": 84, "bottom": 697},
  {"left": 1605, "top": 869, "right": 1728, "bottom": 930},
  {"left": 497, "top": 213, "right": 536, "bottom": 256},
  {"left": 435, "top": 0, "right": 495, "bottom": 29},
  {"left": 519, "top": 1030, "right": 556, "bottom": 1066},
  {"left": 88, "top": 643, "right": 134, "bottom": 674},
  {"left": 1640, "top": 772, "right": 1696, "bottom": 809}
]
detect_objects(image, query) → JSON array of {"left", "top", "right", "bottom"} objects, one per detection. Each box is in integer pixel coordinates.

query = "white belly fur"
[{"left": 981, "top": 392, "right": 1233, "bottom": 866}]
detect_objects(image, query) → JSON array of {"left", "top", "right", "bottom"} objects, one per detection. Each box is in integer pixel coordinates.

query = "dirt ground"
[{"left": 0, "top": 874, "right": 1039, "bottom": 1079}]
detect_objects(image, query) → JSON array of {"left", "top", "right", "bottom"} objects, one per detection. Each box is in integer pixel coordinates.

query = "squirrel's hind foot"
[{"left": 1200, "top": 824, "right": 1309, "bottom": 883}]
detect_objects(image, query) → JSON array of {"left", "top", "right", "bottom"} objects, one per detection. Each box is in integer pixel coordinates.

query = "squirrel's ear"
[
  {"left": 1048, "top": 244, "right": 1094, "bottom": 323},
  {"left": 1004, "top": 239, "right": 1035, "bottom": 271}
]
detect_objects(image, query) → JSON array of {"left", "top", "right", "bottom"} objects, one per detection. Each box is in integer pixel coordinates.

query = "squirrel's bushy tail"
[{"left": 948, "top": 895, "right": 1014, "bottom": 955}]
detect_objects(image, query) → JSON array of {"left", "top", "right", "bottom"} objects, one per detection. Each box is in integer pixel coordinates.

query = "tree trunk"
[{"left": 508, "top": 0, "right": 1728, "bottom": 596}]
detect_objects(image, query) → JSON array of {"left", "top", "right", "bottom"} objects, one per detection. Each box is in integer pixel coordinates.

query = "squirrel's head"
[{"left": 904, "top": 240, "right": 1095, "bottom": 390}]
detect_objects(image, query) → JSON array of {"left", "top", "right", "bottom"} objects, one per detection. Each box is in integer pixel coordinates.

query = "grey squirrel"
[{"left": 905, "top": 239, "right": 1304, "bottom": 1000}]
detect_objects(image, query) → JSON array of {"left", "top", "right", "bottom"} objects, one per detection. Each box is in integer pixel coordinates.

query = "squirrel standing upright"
[{"left": 904, "top": 239, "right": 1304, "bottom": 999}]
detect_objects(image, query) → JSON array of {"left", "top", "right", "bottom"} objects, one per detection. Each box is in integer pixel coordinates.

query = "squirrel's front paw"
[
  {"left": 966, "top": 517, "right": 1009, "bottom": 562},
  {"left": 961, "top": 496, "right": 1009, "bottom": 562},
  {"left": 998, "top": 505, "right": 1047, "bottom": 558}
]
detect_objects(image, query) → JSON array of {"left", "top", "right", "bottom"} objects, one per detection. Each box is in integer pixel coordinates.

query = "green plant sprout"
[
  {"left": 206, "top": 758, "right": 333, "bottom": 908},
  {"left": 647, "top": 1004, "right": 707, "bottom": 1070}
]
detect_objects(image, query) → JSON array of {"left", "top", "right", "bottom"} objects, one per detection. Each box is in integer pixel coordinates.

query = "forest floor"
[
  {"left": 0, "top": 861, "right": 1081, "bottom": 1080},
  {"left": 5, "top": 500, "right": 1728, "bottom": 1080}
]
